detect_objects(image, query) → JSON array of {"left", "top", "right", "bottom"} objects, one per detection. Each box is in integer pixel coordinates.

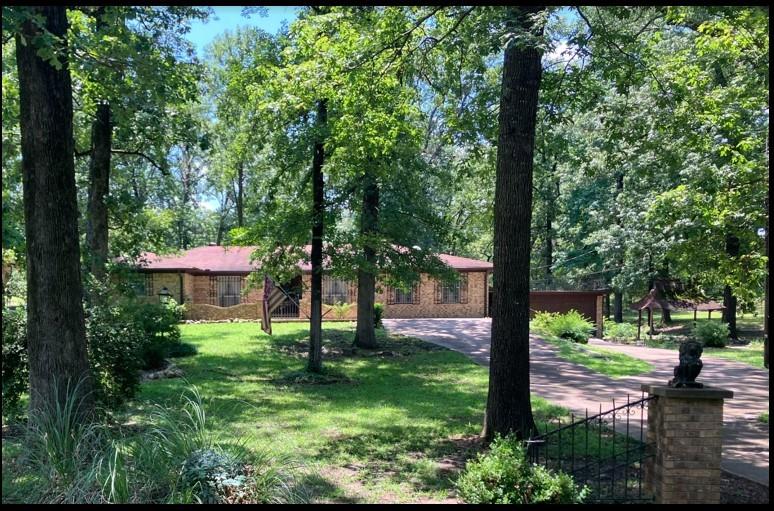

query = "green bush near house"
[
  {"left": 374, "top": 302, "right": 385, "bottom": 328},
  {"left": 329, "top": 301, "right": 353, "bottom": 320},
  {"left": 1, "top": 290, "right": 191, "bottom": 416},
  {"left": 604, "top": 322, "right": 639, "bottom": 342},
  {"left": 456, "top": 434, "right": 589, "bottom": 504},
  {"left": 692, "top": 321, "right": 729, "bottom": 348},
  {"left": 532, "top": 310, "right": 595, "bottom": 344}
]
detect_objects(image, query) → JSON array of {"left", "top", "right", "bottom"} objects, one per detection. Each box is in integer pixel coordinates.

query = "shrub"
[
  {"left": 167, "top": 342, "right": 198, "bottom": 358},
  {"left": 693, "top": 321, "right": 729, "bottom": 348},
  {"left": 531, "top": 311, "right": 558, "bottom": 335},
  {"left": 329, "top": 301, "right": 353, "bottom": 320},
  {"left": 604, "top": 322, "right": 639, "bottom": 342},
  {"left": 125, "top": 298, "right": 185, "bottom": 369},
  {"left": 2, "top": 305, "right": 28, "bottom": 420},
  {"left": 456, "top": 434, "right": 589, "bottom": 504},
  {"left": 2, "top": 289, "right": 190, "bottom": 416},
  {"left": 532, "top": 310, "right": 594, "bottom": 344},
  {"left": 85, "top": 301, "right": 145, "bottom": 408},
  {"left": 374, "top": 302, "right": 385, "bottom": 328}
]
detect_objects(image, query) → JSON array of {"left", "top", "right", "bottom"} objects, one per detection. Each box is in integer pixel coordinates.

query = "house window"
[
  {"left": 388, "top": 283, "right": 420, "bottom": 305},
  {"left": 322, "top": 275, "right": 352, "bottom": 305},
  {"left": 210, "top": 275, "right": 242, "bottom": 307},
  {"left": 435, "top": 273, "right": 468, "bottom": 304},
  {"left": 131, "top": 273, "right": 153, "bottom": 297}
]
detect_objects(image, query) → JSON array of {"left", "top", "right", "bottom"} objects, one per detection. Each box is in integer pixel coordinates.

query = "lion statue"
[{"left": 668, "top": 340, "right": 703, "bottom": 388}]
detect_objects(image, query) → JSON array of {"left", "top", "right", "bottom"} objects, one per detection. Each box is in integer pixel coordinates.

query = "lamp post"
[{"left": 158, "top": 286, "right": 172, "bottom": 304}]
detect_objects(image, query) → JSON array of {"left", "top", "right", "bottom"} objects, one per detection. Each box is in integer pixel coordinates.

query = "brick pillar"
[{"left": 642, "top": 384, "right": 733, "bottom": 504}]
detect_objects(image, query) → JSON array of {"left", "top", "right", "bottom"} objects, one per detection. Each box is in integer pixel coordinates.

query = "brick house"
[{"left": 131, "top": 245, "right": 492, "bottom": 321}]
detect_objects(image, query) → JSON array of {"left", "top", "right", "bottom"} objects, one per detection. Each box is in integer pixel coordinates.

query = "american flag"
[{"left": 261, "top": 275, "right": 288, "bottom": 335}]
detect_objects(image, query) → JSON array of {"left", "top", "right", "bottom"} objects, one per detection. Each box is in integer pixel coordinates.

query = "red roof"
[{"left": 136, "top": 245, "right": 492, "bottom": 273}]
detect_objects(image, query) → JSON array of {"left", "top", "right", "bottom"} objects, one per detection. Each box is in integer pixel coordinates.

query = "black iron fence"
[
  {"left": 273, "top": 295, "right": 300, "bottom": 318},
  {"left": 527, "top": 393, "right": 655, "bottom": 503}
]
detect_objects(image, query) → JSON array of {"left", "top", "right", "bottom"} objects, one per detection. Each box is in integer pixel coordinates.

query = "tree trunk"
[
  {"left": 543, "top": 164, "right": 556, "bottom": 286},
  {"left": 308, "top": 99, "right": 327, "bottom": 373},
  {"left": 86, "top": 102, "right": 111, "bottom": 282},
  {"left": 16, "top": 6, "right": 95, "bottom": 422},
  {"left": 484, "top": 6, "right": 544, "bottom": 442},
  {"left": 614, "top": 290, "right": 623, "bottom": 323},
  {"left": 237, "top": 162, "right": 244, "bottom": 227},
  {"left": 353, "top": 169, "right": 379, "bottom": 349},
  {"left": 722, "top": 233, "right": 740, "bottom": 339},
  {"left": 613, "top": 170, "right": 624, "bottom": 323}
]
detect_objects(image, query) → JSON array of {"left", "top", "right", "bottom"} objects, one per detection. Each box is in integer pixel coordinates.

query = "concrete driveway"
[{"left": 383, "top": 317, "right": 769, "bottom": 486}]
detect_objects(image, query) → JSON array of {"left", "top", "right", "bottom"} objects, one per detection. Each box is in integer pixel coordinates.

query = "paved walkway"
[{"left": 384, "top": 317, "right": 769, "bottom": 486}]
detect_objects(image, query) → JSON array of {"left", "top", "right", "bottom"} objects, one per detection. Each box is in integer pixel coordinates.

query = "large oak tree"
[
  {"left": 484, "top": 6, "right": 546, "bottom": 441},
  {"left": 15, "top": 6, "right": 95, "bottom": 421}
]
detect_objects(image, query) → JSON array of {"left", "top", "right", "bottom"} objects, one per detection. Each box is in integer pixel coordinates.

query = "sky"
[{"left": 186, "top": 6, "right": 301, "bottom": 56}]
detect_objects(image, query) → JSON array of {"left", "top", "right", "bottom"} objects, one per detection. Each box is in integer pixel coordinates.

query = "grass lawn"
[
  {"left": 122, "top": 322, "right": 570, "bottom": 503},
  {"left": 637, "top": 337, "right": 767, "bottom": 369},
  {"left": 2, "top": 321, "right": 650, "bottom": 504},
  {"left": 620, "top": 308, "right": 765, "bottom": 338},
  {"left": 538, "top": 336, "right": 653, "bottom": 379}
]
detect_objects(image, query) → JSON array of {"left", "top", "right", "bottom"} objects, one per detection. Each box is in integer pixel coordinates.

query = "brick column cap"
[{"left": 642, "top": 384, "right": 733, "bottom": 399}]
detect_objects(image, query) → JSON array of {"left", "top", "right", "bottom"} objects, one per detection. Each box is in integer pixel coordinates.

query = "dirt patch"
[
  {"left": 434, "top": 434, "right": 485, "bottom": 475},
  {"left": 271, "top": 369, "right": 356, "bottom": 386},
  {"left": 140, "top": 360, "right": 183, "bottom": 382},
  {"left": 273, "top": 330, "right": 448, "bottom": 360},
  {"left": 721, "top": 471, "right": 769, "bottom": 504}
]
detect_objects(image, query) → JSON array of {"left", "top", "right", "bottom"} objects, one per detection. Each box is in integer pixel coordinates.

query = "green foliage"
[
  {"left": 604, "top": 322, "right": 639, "bottom": 342},
  {"left": 126, "top": 298, "right": 185, "bottom": 369},
  {"left": 2, "top": 279, "right": 191, "bottom": 416},
  {"left": 329, "top": 301, "right": 353, "bottom": 320},
  {"left": 692, "top": 321, "right": 729, "bottom": 347},
  {"left": 11, "top": 384, "right": 306, "bottom": 503},
  {"left": 456, "top": 434, "right": 589, "bottom": 504},
  {"left": 531, "top": 311, "right": 558, "bottom": 334},
  {"left": 373, "top": 302, "right": 384, "bottom": 328},
  {"left": 2, "top": 305, "right": 28, "bottom": 420},
  {"left": 167, "top": 341, "right": 198, "bottom": 358},
  {"left": 85, "top": 299, "right": 145, "bottom": 408},
  {"left": 532, "top": 310, "right": 595, "bottom": 344}
]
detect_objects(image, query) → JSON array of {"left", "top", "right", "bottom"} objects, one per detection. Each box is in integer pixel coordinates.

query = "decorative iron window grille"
[
  {"left": 145, "top": 273, "right": 154, "bottom": 297},
  {"left": 435, "top": 273, "right": 468, "bottom": 304},
  {"left": 388, "top": 283, "right": 420, "bottom": 305},
  {"left": 322, "top": 275, "right": 353, "bottom": 305},
  {"left": 214, "top": 275, "right": 242, "bottom": 307}
]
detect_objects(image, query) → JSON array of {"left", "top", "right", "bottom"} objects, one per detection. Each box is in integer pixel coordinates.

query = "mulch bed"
[
  {"left": 271, "top": 369, "right": 356, "bottom": 386},
  {"left": 273, "top": 330, "right": 448, "bottom": 360},
  {"left": 721, "top": 471, "right": 769, "bottom": 504}
]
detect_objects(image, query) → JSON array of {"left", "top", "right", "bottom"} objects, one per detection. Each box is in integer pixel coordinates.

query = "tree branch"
[{"left": 111, "top": 148, "right": 168, "bottom": 174}]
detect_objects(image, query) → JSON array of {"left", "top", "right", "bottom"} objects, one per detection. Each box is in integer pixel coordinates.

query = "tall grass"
[{"left": 9, "top": 380, "right": 308, "bottom": 504}]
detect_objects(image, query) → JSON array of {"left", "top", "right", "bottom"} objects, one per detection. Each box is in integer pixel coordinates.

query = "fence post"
[{"left": 642, "top": 384, "right": 733, "bottom": 504}]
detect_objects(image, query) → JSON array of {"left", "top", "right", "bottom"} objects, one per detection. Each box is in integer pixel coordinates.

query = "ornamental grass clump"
[
  {"left": 8, "top": 383, "right": 308, "bottom": 504},
  {"left": 456, "top": 434, "right": 589, "bottom": 504}
]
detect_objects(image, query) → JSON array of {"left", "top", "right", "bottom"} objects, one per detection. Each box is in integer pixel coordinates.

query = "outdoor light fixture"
[{"left": 158, "top": 286, "right": 172, "bottom": 303}]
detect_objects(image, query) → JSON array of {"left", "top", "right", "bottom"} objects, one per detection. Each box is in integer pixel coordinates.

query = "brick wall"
[
  {"left": 381, "top": 271, "right": 488, "bottom": 318},
  {"left": 162, "top": 270, "right": 488, "bottom": 320},
  {"left": 643, "top": 385, "right": 732, "bottom": 504},
  {"left": 146, "top": 272, "right": 182, "bottom": 303},
  {"left": 187, "top": 303, "right": 260, "bottom": 320}
]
